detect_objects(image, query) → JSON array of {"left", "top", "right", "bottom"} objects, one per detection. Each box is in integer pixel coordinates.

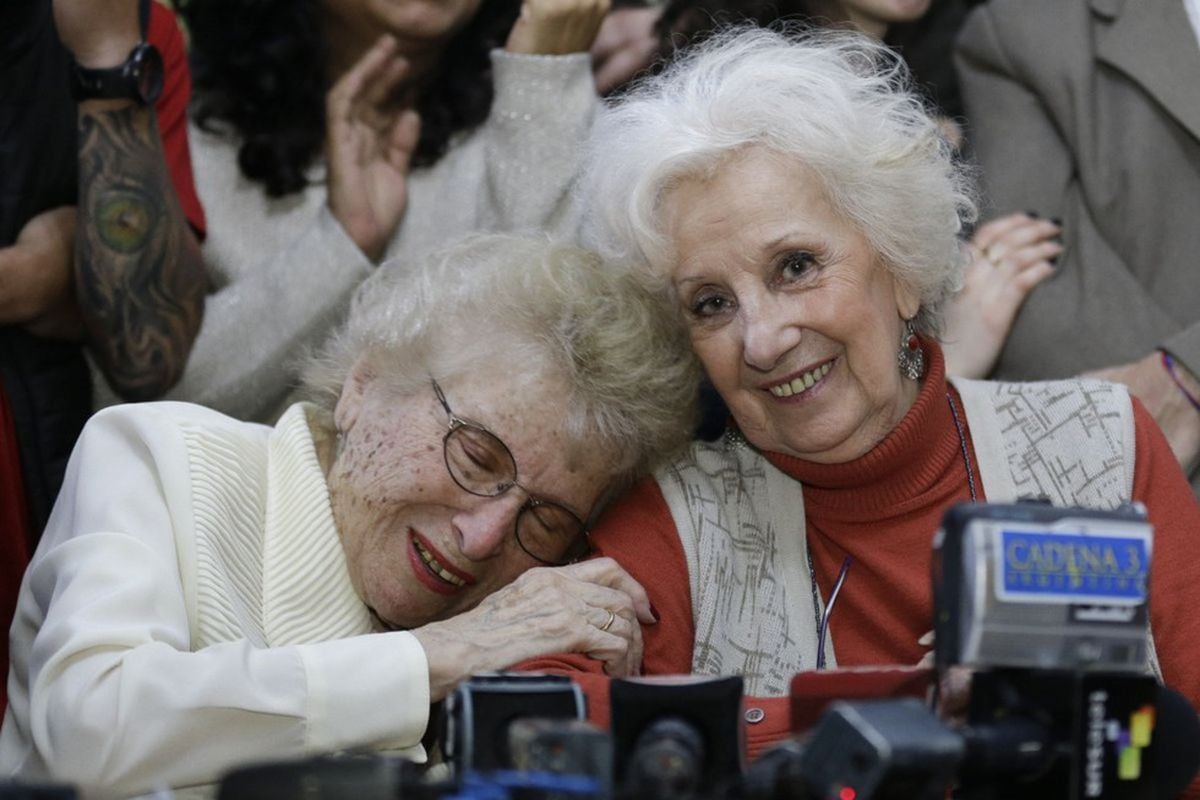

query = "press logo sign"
[{"left": 995, "top": 530, "right": 1149, "bottom": 605}]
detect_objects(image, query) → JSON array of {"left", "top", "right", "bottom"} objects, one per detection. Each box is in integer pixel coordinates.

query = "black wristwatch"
[{"left": 70, "top": 40, "right": 163, "bottom": 106}]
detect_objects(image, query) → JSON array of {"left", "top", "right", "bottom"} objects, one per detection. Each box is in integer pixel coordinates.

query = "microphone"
[
  {"left": 610, "top": 675, "right": 745, "bottom": 800},
  {"left": 744, "top": 686, "right": 1197, "bottom": 800},
  {"left": 1151, "top": 687, "right": 1200, "bottom": 800}
]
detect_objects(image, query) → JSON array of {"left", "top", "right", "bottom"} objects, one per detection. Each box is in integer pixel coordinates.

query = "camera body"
[
  {"left": 443, "top": 672, "right": 586, "bottom": 774},
  {"left": 932, "top": 501, "right": 1152, "bottom": 673},
  {"left": 751, "top": 502, "right": 1183, "bottom": 800},
  {"left": 932, "top": 501, "right": 1165, "bottom": 800},
  {"left": 611, "top": 675, "right": 745, "bottom": 799}
]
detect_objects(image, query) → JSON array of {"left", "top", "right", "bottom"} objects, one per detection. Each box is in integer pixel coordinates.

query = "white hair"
[
  {"left": 302, "top": 233, "right": 701, "bottom": 485},
  {"left": 581, "top": 26, "right": 977, "bottom": 334}
]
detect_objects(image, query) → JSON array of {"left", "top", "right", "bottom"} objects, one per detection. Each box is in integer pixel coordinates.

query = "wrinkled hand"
[
  {"left": 591, "top": 6, "right": 661, "bottom": 94},
  {"left": 917, "top": 630, "right": 972, "bottom": 723},
  {"left": 52, "top": 0, "right": 138, "bottom": 67},
  {"left": 0, "top": 206, "right": 84, "bottom": 340},
  {"left": 326, "top": 35, "right": 422, "bottom": 263},
  {"left": 1084, "top": 352, "right": 1200, "bottom": 474},
  {"left": 507, "top": 0, "right": 612, "bottom": 56},
  {"left": 936, "top": 666, "right": 974, "bottom": 723},
  {"left": 942, "top": 212, "right": 1061, "bottom": 379},
  {"left": 411, "top": 557, "right": 654, "bottom": 700}
]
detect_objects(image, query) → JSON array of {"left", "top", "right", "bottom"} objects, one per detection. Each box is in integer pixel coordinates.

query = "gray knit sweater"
[{"left": 94, "top": 51, "right": 597, "bottom": 422}]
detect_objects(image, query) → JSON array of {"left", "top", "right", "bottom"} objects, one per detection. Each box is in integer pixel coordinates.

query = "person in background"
[
  {"left": 956, "top": 0, "right": 1200, "bottom": 493},
  {"left": 592, "top": 0, "right": 1061, "bottom": 386},
  {"left": 0, "top": 0, "right": 207, "bottom": 711},
  {"left": 522, "top": 28, "right": 1200, "bottom": 764},
  {"left": 140, "top": 0, "right": 611, "bottom": 423},
  {"left": 592, "top": 0, "right": 665, "bottom": 95},
  {"left": 0, "top": 233, "right": 701, "bottom": 798}
]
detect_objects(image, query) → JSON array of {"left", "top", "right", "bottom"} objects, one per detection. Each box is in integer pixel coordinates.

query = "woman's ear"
[
  {"left": 893, "top": 279, "right": 922, "bottom": 322},
  {"left": 334, "top": 355, "right": 374, "bottom": 434}
]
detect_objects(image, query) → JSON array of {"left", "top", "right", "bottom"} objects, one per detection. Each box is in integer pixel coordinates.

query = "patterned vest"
[{"left": 655, "top": 379, "right": 1143, "bottom": 696}]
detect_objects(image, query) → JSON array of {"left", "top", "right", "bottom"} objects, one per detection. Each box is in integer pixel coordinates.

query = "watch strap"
[{"left": 68, "top": 0, "right": 158, "bottom": 105}]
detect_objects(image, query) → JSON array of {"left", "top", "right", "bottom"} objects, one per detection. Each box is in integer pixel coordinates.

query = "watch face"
[{"left": 129, "top": 43, "right": 164, "bottom": 105}]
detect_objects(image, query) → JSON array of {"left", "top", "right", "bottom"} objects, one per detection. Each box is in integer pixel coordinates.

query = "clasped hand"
[
  {"left": 411, "top": 557, "right": 653, "bottom": 701},
  {"left": 943, "top": 212, "right": 1061, "bottom": 379},
  {"left": 1085, "top": 352, "right": 1200, "bottom": 475}
]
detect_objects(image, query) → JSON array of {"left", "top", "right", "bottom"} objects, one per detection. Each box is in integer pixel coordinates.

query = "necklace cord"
[
  {"left": 815, "top": 554, "right": 853, "bottom": 670},
  {"left": 805, "top": 391, "right": 975, "bottom": 671},
  {"left": 946, "top": 390, "right": 979, "bottom": 503}
]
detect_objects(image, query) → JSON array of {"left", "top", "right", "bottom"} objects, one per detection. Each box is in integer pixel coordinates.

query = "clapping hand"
[
  {"left": 412, "top": 557, "right": 654, "bottom": 701},
  {"left": 0, "top": 207, "right": 84, "bottom": 341},
  {"left": 507, "top": 0, "right": 612, "bottom": 56},
  {"left": 942, "top": 212, "right": 1061, "bottom": 379},
  {"left": 325, "top": 35, "right": 422, "bottom": 263},
  {"left": 591, "top": 6, "right": 662, "bottom": 94}
]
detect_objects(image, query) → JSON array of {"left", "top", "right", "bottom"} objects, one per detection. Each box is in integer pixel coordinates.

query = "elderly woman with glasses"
[
  {"left": 522, "top": 28, "right": 1200, "bottom": 757},
  {"left": 0, "top": 234, "right": 699, "bottom": 798}
]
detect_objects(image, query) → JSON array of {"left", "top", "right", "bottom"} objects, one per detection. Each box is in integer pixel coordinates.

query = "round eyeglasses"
[{"left": 432, "top": 380, "right": 590, "bottom": 566}]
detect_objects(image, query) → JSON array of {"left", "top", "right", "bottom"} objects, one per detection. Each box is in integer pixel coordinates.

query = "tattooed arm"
[
  {"left": 75, "top": 103, "right": 206, "bottom": 401},
  {"left": 57, "top": 0, "right": 207, "bottom": 401}
]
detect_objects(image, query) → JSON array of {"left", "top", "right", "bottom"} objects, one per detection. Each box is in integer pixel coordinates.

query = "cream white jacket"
[{"left": 0, "top": 403, "right": 429, "bottom": 799}]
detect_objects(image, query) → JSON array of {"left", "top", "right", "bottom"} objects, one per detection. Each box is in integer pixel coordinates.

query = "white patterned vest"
[{"left": 655, "top": 379, "right": 1143, "bottom": 696}]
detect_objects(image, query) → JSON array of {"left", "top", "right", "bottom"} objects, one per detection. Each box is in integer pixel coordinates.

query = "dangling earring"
[{"left": 897, "top": 318, "right": 925, "bottom": 381}]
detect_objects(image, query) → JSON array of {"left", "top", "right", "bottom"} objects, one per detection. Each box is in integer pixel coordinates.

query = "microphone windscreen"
[{"left": 1153, "top": 687, "right": 1200, "bottom": 800}]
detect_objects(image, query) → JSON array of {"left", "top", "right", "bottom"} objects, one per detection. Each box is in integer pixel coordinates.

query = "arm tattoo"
[{"left": 76, "top": 104, "right": 206, "bottom": 401}]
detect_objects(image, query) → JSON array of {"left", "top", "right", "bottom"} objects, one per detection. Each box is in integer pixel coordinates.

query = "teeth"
[
  {"left": 414, "top": 539, "right": 466, "bottom": 587},
  {"left": 768, "top": 362, "right": 832, "bottom": 398}
]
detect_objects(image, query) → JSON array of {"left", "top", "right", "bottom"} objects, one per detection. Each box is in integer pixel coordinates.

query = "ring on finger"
[
  {"left": 985, "top": 245, "right": 1003, "bottom": 266},
  {"left": 599, "top": 609, "right": 616, "bottom": 632}
]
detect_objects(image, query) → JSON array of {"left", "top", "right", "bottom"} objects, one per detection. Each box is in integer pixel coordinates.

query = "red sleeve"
[
  {"left": 0, "top": 385, "right": 32, "bottom": 716},
  {"left": 1130, "top": 399, "right": 1200, "bottom": 716},
  {"left": 147, "top": 2, "right": 206, "bottom": 239},
  {"left": 517, "top": 477, "right": 695, "bottom": 727},
  {"left": 516, "top": 477, "right": 793, "bottom": 759}
]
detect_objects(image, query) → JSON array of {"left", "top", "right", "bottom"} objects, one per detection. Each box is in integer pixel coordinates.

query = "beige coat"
[
  {"left": 956, "top": 0, "right": 1200, "bottom": 489},
  {"left": 956, "top": 0, "right": 1200, "bottom": 381}
]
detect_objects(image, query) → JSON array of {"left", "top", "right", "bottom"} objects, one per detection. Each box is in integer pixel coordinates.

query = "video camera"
[
  {"left": 932, "top": 500, "right": 1153, "bottom": 673},
  {"left": 745, "top": 501, "right": 1199, "bottom": 800},
  {"left": 934, "top": 501, "right": 1170, "bottom": 799}
]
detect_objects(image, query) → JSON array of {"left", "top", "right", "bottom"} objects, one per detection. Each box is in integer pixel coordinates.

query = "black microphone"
[
  {"left": 738, "top": 685, "right": 1198, "bottom": 800},
  {"left": 1151, "top": 687, "right": 1200, "bottom": 800},
  {"left": 961, "top": 681, "right": 1199, "bottom": 800}
]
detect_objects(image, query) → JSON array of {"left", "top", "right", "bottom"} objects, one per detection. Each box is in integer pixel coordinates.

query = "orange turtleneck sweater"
[{"left": 519, "top": 344, "right": 1200, "bottom": 767}]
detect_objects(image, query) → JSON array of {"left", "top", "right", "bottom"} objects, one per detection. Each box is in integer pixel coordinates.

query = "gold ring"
[
  {"left": 599, "top": 609, "right": 616, "bottom": 632},
  {"left": 985, "top": 245, "right": 1003, "bottom": 266}
]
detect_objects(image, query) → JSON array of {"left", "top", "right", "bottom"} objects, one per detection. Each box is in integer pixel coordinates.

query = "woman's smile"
[
  {"left": 762, "top": 358, "right": 837, "bottom": 400},
  {"left": 408, "top": 530, "right": 473, "bottom": 595}
]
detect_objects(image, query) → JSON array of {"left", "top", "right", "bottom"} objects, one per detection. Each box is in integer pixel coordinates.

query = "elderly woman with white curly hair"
[
  {"left": 0, "top": 234, "right": 700, "bottom": 798},
  {"left": 522, "top": 27, "right": 1200, "bottom": 757}
]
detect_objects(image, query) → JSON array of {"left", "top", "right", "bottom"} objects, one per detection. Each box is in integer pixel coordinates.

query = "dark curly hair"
[
  {"left": 632, "top": 0, "right": 971, "bottom": 119},
  {"left": 175, "top": 0, "right": 521, "bottom": 197}
]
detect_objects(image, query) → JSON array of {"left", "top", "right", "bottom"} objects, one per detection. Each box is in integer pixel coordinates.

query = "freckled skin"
[{"left": 326, "top": 366, "right": 616, "bottom": 630}]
